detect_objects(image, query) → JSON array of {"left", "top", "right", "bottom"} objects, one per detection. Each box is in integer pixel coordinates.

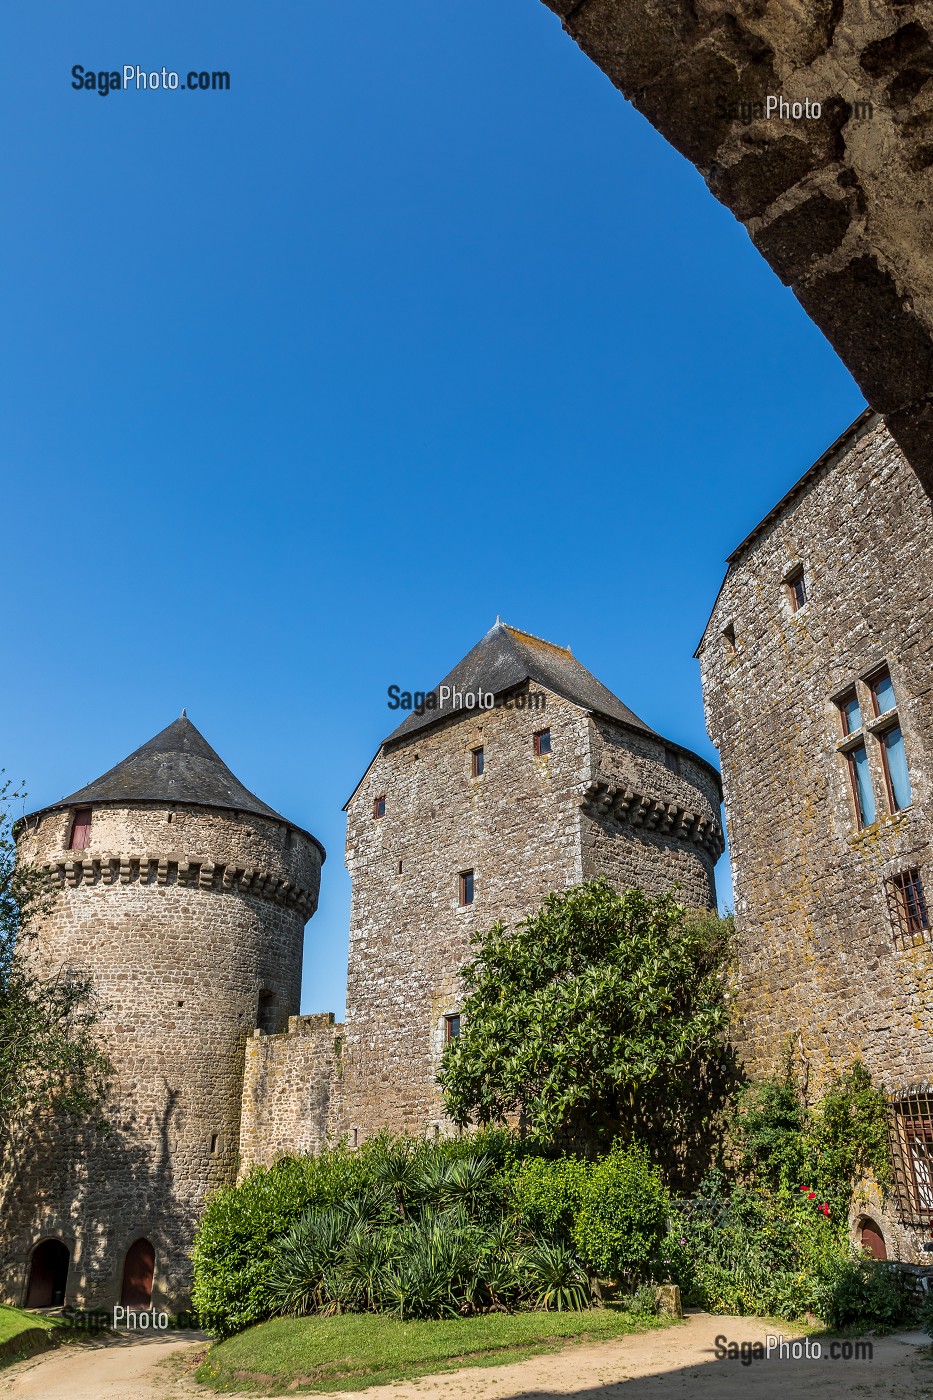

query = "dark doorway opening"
[
  {"left": 858, "top": 1217, "right": 888, "bottom": 1260},
  {"left": 120, "top": 1237, "right": 156, "bottom": 1308},
  {"left": 25, "top": 1239, "right": 70, "bottom": 1308}
]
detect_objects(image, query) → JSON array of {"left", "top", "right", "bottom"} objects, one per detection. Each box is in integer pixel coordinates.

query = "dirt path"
[{"left": 0, "top": 1315, "right": 929, "bottom": 1400}]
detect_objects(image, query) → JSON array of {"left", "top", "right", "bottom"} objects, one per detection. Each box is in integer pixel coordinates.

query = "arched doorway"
[
  {"left": 120, "top": 1238, "right": 156, "bottom": 1308},
  {"left": 25, "top": 1239, "right": 69, "bottom": 1308},
  {"left": 858, "top": 1217, "right": 887, "bottom": 1260}
]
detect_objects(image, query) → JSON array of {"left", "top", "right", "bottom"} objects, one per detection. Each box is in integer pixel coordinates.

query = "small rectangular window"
[
  {"left": 870, "top": 668, "right": 897, "bottom": 716},
  {"left": 886, "top": 869, "right": 929, "bottom": 949},
  {"left": 373, "top": 795, "right": 386, "bottom": 819},
  {"left": 722, "top": 622, "right": 736, "bottom": 654},
  {"left": 838, "top": 690, "right": 862, "bottom": 737},
  {"left": 880, "top": 724, "right": 912, "bottom": 811},
  {"left": 471, "top": 747, "right": 484, "bottom": 778},
  {"left": 786, "top": 567, "right": 807, "bottom": 612},
  {"left": 459, "top": 870, "right": 474, "bottom": 906},
  {"left": 847, "top": 743, "right": 876, "bottom": 828},
  {"left": 534, "top": 729, "right": 551, "bottom": 757},
  {"left": 68, "top": 807, "right": 92, "bottom": 851},
  {"left": 444, "top": 1013, "right": 461, "bottom": 1041},
  {"left": 210, "top": 1133, "right": 218, "bottom": 1154}
]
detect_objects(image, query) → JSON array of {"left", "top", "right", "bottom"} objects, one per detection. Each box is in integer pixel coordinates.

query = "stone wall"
[
  {"left": 538, "top": 1, "right": 933, "bottom": 491},
  {"left": 239, "top": 1014, "right": 346, "bottom": 1170},
  {"left": 342, "top": 681, "right": 722, "bottom": 1139},
  {"left": 1, "top": 801, "right": 321, "bottom": 1311},
  {"left": 697, "top": 412, "right": 933, "bottom": 1260}
]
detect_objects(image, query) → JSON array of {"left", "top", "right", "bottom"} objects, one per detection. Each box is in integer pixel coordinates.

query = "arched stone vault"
[{"left": 541, "top": 1, "right": 933, "bottom": 491}]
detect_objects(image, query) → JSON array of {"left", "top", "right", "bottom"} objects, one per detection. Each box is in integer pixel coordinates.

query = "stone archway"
[
  {"left": 538, "top": 1, "right": 933, "bottom": 491},
  {"left": 24, "top": 1239, "right": 70, "bottom": 1308}
]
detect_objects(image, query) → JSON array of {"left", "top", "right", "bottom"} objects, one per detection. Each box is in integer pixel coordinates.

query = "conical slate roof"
[
  {"left": 28, "top": 716, "right": 324, "bottom": 853},
  {"left": 385, "top": 621, "right": 657, "bottom": 745}
]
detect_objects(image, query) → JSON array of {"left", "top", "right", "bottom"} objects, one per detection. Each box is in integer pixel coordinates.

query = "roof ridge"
[{"left": 502, "top": 623, "right": 572, "bottom": 656}]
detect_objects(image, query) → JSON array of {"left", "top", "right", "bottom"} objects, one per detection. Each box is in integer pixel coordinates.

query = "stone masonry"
[
  {"left": 341, "top": 623, "right": 722, "bottom": 1139},
  {"left": 538, "top": 1, "right": 933, "bottom": 490},
  {"left": 240, "top": 1013, "right": 345, "bottom": 1168},
  {"left": 697, "top": 411, "right": 933, "bottom": 1260},
  {"left": 1, "top": 718, "right": 324, "bottom": 1311}
]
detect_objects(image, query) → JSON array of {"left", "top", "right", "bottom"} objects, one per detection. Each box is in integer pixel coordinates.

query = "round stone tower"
[{"left": 3, "top": 715, "right": 324, "bottom": 1312}]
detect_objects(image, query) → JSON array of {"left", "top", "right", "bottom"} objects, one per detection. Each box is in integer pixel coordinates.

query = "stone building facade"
[
  {"left": 1, "top": 717, "right": 324, "bottom": 1311},
  {"left": 340, "top": 622, "right": 723, "bottom": 1138},
  {"left": 3, "top": 625, "right": 723, "bottom": 1311},
  {"left": 697, "top": 410, "right": 933, "bottom": 1262}
]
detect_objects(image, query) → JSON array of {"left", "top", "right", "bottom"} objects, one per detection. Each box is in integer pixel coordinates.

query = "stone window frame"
[
  {"left": 885, "top": 868, "right": 930, "bottom": 952},
  {"left": 722, "top": 621, "right": 737, "bottom": 655},
  {"left": 68, "top": 806, "right": 93, "bottom": 851},
  {"left": 784, "top": 564, "right": 808, "bottom": 613},
  {"left": 834, "top": 664, "right": 912, "bottom": 830}
]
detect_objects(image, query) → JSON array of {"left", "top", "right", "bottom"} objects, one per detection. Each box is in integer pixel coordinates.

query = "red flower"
[
  {"left": 799, "top": 1185, "right": 810, "bottom": 1193},
  {"left": 807, "top": 1191, "right": 816, "bottom": 1200},
  {"left": 819, "top": 1203, "right": 830, "bottom": 1216}
]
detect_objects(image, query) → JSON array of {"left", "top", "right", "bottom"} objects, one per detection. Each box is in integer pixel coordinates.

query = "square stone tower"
[
  {"left": 696, "top": 411, "right": 933, "bottom": 1261},
  {"left": 342, "top": 622, "right": 723, "bottom": 1139}
]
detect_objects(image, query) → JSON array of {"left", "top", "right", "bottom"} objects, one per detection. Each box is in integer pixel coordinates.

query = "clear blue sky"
[{"left": 2, "top": 1, "right": 864, "bottom": 1017}]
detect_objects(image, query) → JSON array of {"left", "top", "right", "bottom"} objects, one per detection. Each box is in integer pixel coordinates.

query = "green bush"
[
  {"left": 505, "top": 1157, "right": 592, "bottom": 1239},
  {"left": 821, "top": 1257, "right": 915, "bottom": 1334},
  {"left": 572, "top": 1144, "right": 668, "bottom": 1284},
  {"left": 664, "top": 1184, "right": 861, "bottom": 1322},
  {"left": 192, "top": 1133, "right": 515, "bottom": 1336}
]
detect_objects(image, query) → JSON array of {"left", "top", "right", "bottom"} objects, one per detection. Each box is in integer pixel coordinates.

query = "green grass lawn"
[
  {"left": 0, "top": 1305, "right": 59, "bottom": 1368},
  {"left": 196, "top": 1307, "right": 676, "bottom": 1395}
]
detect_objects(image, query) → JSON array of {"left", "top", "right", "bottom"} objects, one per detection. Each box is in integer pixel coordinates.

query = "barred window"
[
  {"left": 889, "top": 1094, "right": 933, "bottom": 1222},
  {"left": 886, "top": 869, "right": 930, "bottom": 950}
]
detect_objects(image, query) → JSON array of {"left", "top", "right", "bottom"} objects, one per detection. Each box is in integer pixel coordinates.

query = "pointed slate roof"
[
  {"left": 27, "top": 716, "right": 325, "bottom": 856},
  {"left": 385, "top": 622, "right": 657, "bottom": 745}
]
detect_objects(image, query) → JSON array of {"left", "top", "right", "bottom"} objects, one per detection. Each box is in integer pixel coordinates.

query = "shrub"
[
  {"left": 572, "top": 1144, "right": 668, "bottom": 1284},
  {"left": 505, "top": 1157, "right": 592, "bottom": 1239},
  {"left": 821, "top": 1257, "right": 915, "bottom": 1334},
  {"left": 192, "top": 1133, "right": 515, "bottom": 1337},
  {"left": 664, "top": 1185, "right": 862, "bottom": 1322},
  {"left": 520, "top": 1240, "right": 591, "bottom": 1312}
]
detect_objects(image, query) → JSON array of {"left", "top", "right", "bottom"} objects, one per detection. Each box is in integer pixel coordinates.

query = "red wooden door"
[
  {"left": 859, "top": 1219, "right": 887, "bottom": 1260},
  {"left": 120, "top": 1238, "right": 155, "bottom": 1307}
]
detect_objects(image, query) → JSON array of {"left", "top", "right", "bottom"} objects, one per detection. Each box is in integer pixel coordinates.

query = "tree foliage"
[
  {"left": 438, "top": 880, "right": 736, "bottom": 1174},
  {"left": 0, "top": 777, "right": 110, "bottom": 1216}
]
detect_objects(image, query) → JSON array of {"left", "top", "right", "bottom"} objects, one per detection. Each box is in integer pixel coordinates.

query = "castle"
[
  {"left": 7, "top": 448, "right": 933, "bottom": 1311},
  {"left": 2, "top": 622, "right": 723, "bottom": 1312}
]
